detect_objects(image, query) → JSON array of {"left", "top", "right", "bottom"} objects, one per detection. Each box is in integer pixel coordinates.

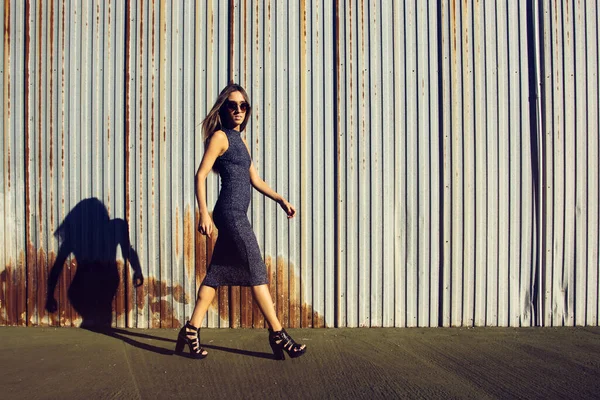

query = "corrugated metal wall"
[
  {"left": 540, "top": 1, "right": 599, "bottom": 327},
  {"left": 1, "top": 1, "right": 598, "bottom": 328}
]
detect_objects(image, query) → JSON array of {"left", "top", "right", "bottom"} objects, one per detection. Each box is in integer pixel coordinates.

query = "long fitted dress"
[{"left": 202, "top": 128, "right": 269, "bottom": 288}]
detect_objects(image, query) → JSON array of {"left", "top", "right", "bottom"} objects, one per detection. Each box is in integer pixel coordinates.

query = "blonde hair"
[{"left": 201, "top": 82, "right": 252, "bottom": 141}]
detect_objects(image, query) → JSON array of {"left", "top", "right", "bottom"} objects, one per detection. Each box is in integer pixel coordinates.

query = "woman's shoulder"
[
  {"left": 206, "top": 130, "right": 230, "bottom": 155},
  {"left": 207, "top": 129, "right": 229, "bottom": 144}
]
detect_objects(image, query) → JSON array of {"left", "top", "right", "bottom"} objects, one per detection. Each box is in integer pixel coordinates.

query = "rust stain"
[
  {"left": 48, "top": 0, "right": 55, "bottom": 228},
  {"left": 310, "top": 306, "right": 325, "bottom": 328},
  {"left": 347, "top": 0, "right": 354, "bottom": 166},
  {"left": 288, "top": 259, "right": 299, "bottom": 328},
  {"left": 56, "top": 253, "right": 70, "bottom": 326},
  {"left": 44, "top": 251, "right": 57, "bottom": 325},
  {"left": 106, "top": 0, "right": 112, "bottom": 178},
  {"left": 24, "top": 0, "right": 31, "bottom": 223},
  {"left": 195, "top": 209, "right": 206, "bottom": 293},
  {"left": 253, "top": 0, "right": 260, "bottom": 150},
  {"left": 208, "top": 230, "right": 219, "bottom": 313},
  {"left": 149, "top": 299, "right": 180, "bottom": 328},
  {"left": 3, "top": 0, "right": 10, "bottom": 188},
  {"left": 251, "top": 256, "right": 274, "bottom": 328},
  {"left": 240, "top": 286, "right": 253, "bottom": 328},
  {"left": 554, "top": 1, "right": 560, "bottom": 96},
  {"left": 301, "top": 0, "right": 306, "bottom": 39},
  {"left": 267, "top": 0, "right": 271, "bottom": 55},
  {"left": 26, "top": 243, "right": 36, "bottom": 326},
  {"left": 37, "top": 0, "right": 44, "bottom": 239},
  {"left": 136, "top": 274, "right": 146, "bottom": 313},
  {"left": 175, "top": 207, "right": 180, "bottom": 257},
  {"left": 171, "top": 284, "right": 190, "bottom": 304},
  {"left": 35, "top": 248, "right": 48, "bottom": 326},
  {"left": 275, "top": 255, "right": 287, "bottom": 326},
  {"left": 126, "top": 261, "right": 134, "bottom": 327},
  {"left": 151, "top": 278, "right": 166, "bottom": 301},
  {"left": 451, "top": 0, "right": 456, "bottom": 52},
  {"left": 138, "top": 0, "right": 145, "bottom": 239},
  {"left": 267, "top": 255, "right": 276, "bottom": 321},
  {"left": 19, "top": 250, "right": 28, "bottom": 327},
  {"left": 144, "top": 275, "right": 190, "bottom": 329},
  {"left": 462, "top": 2, "right": 469, "bottom": 52},
  {"left": 0, "top": 266, "right": 7, "bottom": 325},
  {"left": 151, "top": 0, "right": 155, "bottom": 172},
  {"left": 149, "top": 300, "right": 163, "bottom": 323},
  {"left": 114, "top": 259, "right": 125, "bottom": 327},
  {"left": 183, "top": 206, "right": 194, "bottom": 277},
  {"left": 149, "top": 264, "right": 161, "bottom": 328},
  {"left": 253, "top": 262, "right": 268, "bottom": 328},
  {"left": 243, "top": 0, "right": 247, "bottom": 84},
  {"left": 23, "top": 0, "right": 32, "bottom": 328},
  {"left": 1, "top": 263, "right": 18, "bottom": 325},
  {"left": 124, "top": 0, "right": 132, "bottom": 224},
  {"left": 210, "top": 5, "right": 214, "bottom": 45},
  {"left": 63, "top": 257, "right": 77, "bottom": 327},
  {"left": 302, "top": 305, "right": 316, "bottom": 328},
  {"left": 229, "top": 0, "right": 234, "bottom": 79},
  {"left": 60, "top": 0, "right": 65, "bottom": 184},
  {"left": 112, "top": 259, "right": 136, "bottom": 328},
  {"left": 219, "top": 284, "right": 229, "bottom": 327},
  {"left": 230, "top": 285, "right": 241, "bottom": 328}
]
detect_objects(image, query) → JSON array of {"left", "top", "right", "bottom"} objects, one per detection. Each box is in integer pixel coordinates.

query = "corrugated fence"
[{"left": 1, "top": 0, "right": 598, "bottom": 328}]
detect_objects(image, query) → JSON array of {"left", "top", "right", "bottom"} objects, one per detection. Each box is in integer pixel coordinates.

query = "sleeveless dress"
[{"left": 202, "top": 128, "right": 269, "bottom": 287}]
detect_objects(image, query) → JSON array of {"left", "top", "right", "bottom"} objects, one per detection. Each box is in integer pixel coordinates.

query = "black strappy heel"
[
  {"left": 268, "top": 328, "right": 307, "bottom": 360},
  {"left": 175, "top": 321, "right": 207, "bottom": 359}
]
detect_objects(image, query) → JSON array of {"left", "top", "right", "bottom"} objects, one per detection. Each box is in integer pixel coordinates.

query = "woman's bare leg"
[
  {"left": 251, "top": 284, "right": 282, "bottom": 331},
  {"left": 189, "top": 285, "right": 217, "bottom": 328}
]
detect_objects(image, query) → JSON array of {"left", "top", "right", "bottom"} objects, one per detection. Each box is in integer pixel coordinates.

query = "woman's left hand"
[{"left": 278, "top": 198, "right": 296, "bottom": 219}]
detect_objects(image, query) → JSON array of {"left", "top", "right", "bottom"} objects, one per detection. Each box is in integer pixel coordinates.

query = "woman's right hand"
[{"left": 198, "top": 211, "right": 213, "bottom": 236}]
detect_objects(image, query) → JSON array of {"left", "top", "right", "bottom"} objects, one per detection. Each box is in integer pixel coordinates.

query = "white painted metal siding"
[
  {"left": 1, "top": 1, "right": 598, "bottom": 328},
  {"left": 540, "top": 1, "right": 599, "bottom": 327}
]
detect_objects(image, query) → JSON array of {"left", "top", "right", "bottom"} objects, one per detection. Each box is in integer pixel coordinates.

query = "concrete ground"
[{"left": 1, "top": 326, "right": 600, "bottom": 399}]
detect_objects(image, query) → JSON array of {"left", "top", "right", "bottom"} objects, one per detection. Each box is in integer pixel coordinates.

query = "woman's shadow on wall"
[
  {"left": 45, "top": 197, "right": 175, "bottom": 355},
  {"left": 45, "top": 197, "right": 275, "bottom": 359}
]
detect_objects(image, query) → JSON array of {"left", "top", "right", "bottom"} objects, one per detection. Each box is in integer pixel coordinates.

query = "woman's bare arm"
[
  {"left": 196, "top": 130, "right": 229, "bottom": 235},
  {"left": 241, "top": 136, "right": 296, "bottom": 218}
]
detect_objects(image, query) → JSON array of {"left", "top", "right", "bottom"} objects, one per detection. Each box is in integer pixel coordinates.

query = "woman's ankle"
[
  {"left": 187, "top": 319, "right": 202, "bottom": 329},
  {"left": 269, "top": 323, "right": 283, "bottom": 332}
]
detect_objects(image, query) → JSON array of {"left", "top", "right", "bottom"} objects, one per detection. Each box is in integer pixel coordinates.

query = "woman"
[{"left": 175, "top": 83, "right": 306, "bottom": 360}]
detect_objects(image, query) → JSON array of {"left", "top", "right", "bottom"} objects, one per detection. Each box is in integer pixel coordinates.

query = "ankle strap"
[{"left": 185, "top": 321, "right": 199, "bottom": 331}]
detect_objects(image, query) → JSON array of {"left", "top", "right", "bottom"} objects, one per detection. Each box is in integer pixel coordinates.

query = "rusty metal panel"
[
  {"left": 335, "top": 0, "right": 540, "bottom": 327},
  {"left": 1, "top": 0, "right": 9, "bottom": 326},
  {"left": 0, "top": 0, "right": 5, "bottom": 325},
  {"left": 230, "top": 0, "right": 335, "bottom": 328},
  {"left": 125, "top": 0, "right": 230, "bottom": 329},
  {"left": 1, "top": 1, "right": 599, "bottom": 329},
  {"left": 11, "top": 0, "right": 28, "bottom": 327}
]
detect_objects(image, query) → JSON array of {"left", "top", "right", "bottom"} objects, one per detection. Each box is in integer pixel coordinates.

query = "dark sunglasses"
[{"left": 224, "top": 100, "right": 250, "bottom": 112}]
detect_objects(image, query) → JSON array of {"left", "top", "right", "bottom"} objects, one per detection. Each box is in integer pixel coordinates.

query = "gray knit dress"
[{"left": 202, "top": 128, "right": 269, "bottom": 288}]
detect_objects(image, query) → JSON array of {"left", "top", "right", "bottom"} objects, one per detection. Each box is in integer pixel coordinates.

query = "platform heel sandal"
[
  {"left": 268, "top": 328, "right": 307, "bottom": 360},
  {"left": 175, "top": 321, "right": 208, "bottom": 359}
]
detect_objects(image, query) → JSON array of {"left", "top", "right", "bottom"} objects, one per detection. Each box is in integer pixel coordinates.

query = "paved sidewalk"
[{"left": 1, "top": 326, "right": 600, "bottom": 399}]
